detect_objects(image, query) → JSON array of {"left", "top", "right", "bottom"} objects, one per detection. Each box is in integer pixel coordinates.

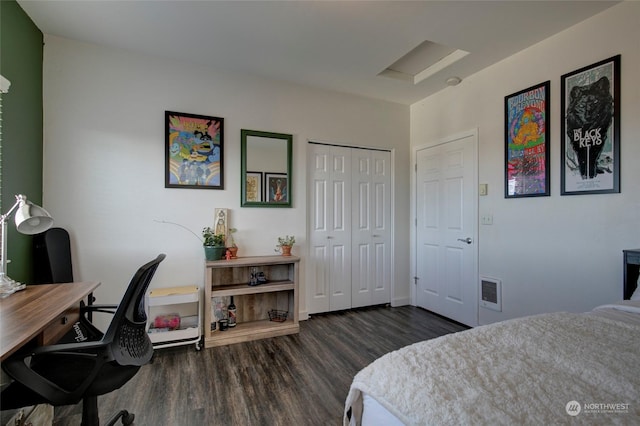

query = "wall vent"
[{"left": 480, "top": 277, "right": 502, "bottom": 312}]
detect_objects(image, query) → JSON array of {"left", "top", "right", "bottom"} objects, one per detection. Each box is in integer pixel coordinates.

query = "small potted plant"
[
  {"left": 227, "top": 228, "right": 238, "bottom": 259},
  {"left": 275, "top": 235, "right": 295, "bottom": 256},
  {"left": 203, "top": 227, "right": 226, "bottom": 261}
]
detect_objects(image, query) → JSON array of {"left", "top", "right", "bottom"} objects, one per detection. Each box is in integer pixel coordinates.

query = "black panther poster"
[{"left": 561, "top": 55, "right": 620, "bottom": 195}]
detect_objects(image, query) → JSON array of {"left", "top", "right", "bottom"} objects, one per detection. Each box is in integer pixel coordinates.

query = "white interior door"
[
  {"left": 308, "top": 144, "right": 352, "bottom": 314},
  {"left": 352, "top": 149, "right": 391, "bottom": 308},
  {"left": 415, "top": 133, "right": 477, "bottom": 326}
]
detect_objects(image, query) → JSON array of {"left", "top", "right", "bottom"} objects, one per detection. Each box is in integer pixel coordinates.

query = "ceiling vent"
[{"left": 379, "top": 40, "right": 469, "bottom": 85}]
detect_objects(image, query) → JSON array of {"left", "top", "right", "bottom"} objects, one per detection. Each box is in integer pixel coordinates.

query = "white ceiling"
[{"left": 17, "top": 0, "right": 620, "bottom": 105}]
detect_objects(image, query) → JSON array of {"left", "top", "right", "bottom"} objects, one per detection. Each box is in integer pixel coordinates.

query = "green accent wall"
[{"left": 0, "top": 0, "right": 43, "bottom": 283}]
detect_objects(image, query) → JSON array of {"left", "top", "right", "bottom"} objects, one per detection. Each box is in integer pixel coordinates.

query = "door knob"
[{"left": 457, "top": 237, "right": 472, "bottom": 244}]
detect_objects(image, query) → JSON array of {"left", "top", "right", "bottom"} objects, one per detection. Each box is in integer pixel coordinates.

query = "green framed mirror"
[{"left": 241, "top": 129, "right": 293, "bottom": 207}]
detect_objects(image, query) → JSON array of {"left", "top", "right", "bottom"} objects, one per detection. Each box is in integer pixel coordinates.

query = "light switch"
[
  {"left": 479, "top": 184, "right": 488, "bottom": 196},
  {"left": 481, "top": 214, "right": 493, "bottom": 225}
]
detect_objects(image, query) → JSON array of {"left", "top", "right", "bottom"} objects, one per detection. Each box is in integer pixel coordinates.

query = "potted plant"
[
  {"left": 275, "top": 235, "right": 295, "bottom": 256},
  {"left": 227, "top": 228, "right": 238, "bottom": 259},
  {"left": 203, "top": 227, "right": 226, "bottom": 261}
]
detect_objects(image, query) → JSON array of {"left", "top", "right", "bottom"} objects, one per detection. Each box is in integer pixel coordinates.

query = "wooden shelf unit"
[{"left": 204, "top": 255, "right": 300, "bottom": 348}]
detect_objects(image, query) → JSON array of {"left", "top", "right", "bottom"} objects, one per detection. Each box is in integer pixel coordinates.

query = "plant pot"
[
  {"left": 280, "top": 245, "right": 292, "bottom": 256},
  {"left": 228, "top": 246, "right": 238, "bottom": 259},
  {"left": 204, "top": 245, "right": 226, "bottom": 261}
]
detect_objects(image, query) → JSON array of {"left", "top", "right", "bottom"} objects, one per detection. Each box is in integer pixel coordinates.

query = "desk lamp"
[{"left": 0, "top": 194, "right": 53, "bottom": 297}]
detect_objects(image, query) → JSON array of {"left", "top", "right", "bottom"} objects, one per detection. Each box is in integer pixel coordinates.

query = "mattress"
[{"left": 345, "top": 301, "right": 640, "bottom": 426}]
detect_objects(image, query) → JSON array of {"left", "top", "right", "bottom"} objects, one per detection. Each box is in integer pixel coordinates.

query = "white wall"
[
  {"left": 42, "top": 36, "right": 410, "bottom": 328},
  {"left": 411, "top": 2, "right": 640, "bottom": 325}
]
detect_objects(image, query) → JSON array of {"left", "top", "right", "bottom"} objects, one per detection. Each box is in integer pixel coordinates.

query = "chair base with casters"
[{"left": 1, "top": 254, "right": 166, "bottom": 426}]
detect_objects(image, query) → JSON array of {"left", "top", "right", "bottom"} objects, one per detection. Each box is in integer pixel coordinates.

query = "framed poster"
[
  {"left": 561, "top": 55, "right": 620, "bottom": 195},
  {"left": 165, "top": 111, "right": 224, "bottom": 189},
  {"left": 265, "top": 173, "right": 289, "bottom": 204},
  {"left": 245, "top": 172, "right": 263, "bottom": 202},
  {"left": 504, "top": 81, "right": 550, "bottom": 198}
]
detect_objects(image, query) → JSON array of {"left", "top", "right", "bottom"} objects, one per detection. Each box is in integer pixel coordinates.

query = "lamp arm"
[
  {"left": 1, "top": 196, "right": 25, "bottom": 276},
  {"left": 1, "top": 195, "right": 25, "bottom": 223},
  {"left": 1, "top": 219, "right": 7, "bottom": 276}
]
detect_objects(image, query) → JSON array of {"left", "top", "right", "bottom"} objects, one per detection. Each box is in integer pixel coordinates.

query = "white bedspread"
[{"left": 344, "top": 311, "right": 640, "bottom": 425}]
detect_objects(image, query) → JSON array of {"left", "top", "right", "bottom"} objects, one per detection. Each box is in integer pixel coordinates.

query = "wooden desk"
[{"left": 0, "top": 282, "right": 100, "bottom": 361}]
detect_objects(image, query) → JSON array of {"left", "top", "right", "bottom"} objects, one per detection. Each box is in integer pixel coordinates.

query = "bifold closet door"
[
  {"left": 308, "top": 144, "right": 352, "bottom": 314},
  {"left": 309, "top": 143, "right": 392, "bottom": 314},
  {"left": 351, "top": 149, "right": 391, "bottom": 308}
]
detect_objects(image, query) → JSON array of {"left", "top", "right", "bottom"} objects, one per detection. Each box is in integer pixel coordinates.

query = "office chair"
[{"left": 1, "top": 254, "right": 166, "bottom": 426}]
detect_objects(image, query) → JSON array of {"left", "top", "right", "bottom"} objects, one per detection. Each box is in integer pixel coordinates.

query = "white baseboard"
[
  {"left": 300, "top": 299, "right": 410, "bottom": 319},
  {"left": 391, "top": 296, "right": 411, "bottom": 307}
]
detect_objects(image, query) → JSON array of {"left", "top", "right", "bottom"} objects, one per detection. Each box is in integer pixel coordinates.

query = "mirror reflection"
[{"left": 241, "top": 130, "right": 292, "bottom": 207}]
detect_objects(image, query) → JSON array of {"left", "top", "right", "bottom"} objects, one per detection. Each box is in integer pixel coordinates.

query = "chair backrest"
[
  {"left": 33, "top": 227, "right": 74, "bottom": 284},
  {"left": 103, "top": 254, "right": 166, "bottom": 366}
]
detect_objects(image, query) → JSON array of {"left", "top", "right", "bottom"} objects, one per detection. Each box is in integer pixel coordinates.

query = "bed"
[{"left": 344, "top": 282, "right": 640, "bottom": 425}]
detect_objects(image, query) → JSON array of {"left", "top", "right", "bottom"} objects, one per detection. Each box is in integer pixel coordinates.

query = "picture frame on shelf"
[
  {"left": 165, "top": 110, "right": 224, "bottom": 189},
  {"left": 214, "top": 208, "right": 228, "bottom": 242},
  {"left": 561, "top": 55, "right": 620, "bottom": 195},
  {"left": 210, "top": 296, "right": 229, "bottom": 332},
  {"left": 504, "top": 81, "right": 550, "bottom": 198}
]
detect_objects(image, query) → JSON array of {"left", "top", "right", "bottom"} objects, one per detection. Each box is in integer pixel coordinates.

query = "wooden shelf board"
[
  {"left": 210, "top": 281, "right": 294, "bottom": 297},
  {"left": 206, "top": 255, "right": 299, "bottom": 268},
  {"left": 204, "top": 319, "right": 298, "bottom": 348}
]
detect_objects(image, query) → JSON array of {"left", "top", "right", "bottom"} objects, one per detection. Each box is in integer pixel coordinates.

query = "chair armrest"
[
  {"left": 29, "top": 340, "right": 108, "bottom": 356},
  {"left": 81, "top": 304, "right": 118, "bottom": 315},
  {"left": 3, "top": 344, "right": 106, "bottom": 405}
]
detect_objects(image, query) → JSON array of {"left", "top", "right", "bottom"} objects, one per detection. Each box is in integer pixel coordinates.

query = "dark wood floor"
[{"left": 52, "top": 305, "right": 466, "bottom": 426}]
